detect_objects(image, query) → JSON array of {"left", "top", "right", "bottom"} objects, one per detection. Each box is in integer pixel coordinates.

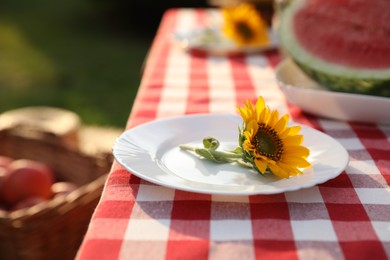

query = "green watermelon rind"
[
  {"left": 278, "top": 0, "right": 390, "bottom": 97},
  {"left": 296, "top": 60, "right": 390, "bottom": 97}
]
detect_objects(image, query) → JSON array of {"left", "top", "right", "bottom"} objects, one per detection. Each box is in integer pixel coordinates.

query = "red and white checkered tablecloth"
[{"left": 76, "top": 8, "right": 390, "bottom": 260}]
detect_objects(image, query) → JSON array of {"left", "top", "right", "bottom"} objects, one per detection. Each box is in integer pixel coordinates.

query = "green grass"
[{"left": 0, "top": 0, "right": 156, "bottom": 127}]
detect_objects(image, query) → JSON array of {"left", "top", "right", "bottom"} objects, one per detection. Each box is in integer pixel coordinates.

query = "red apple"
[
  {"left": 0, "top": 167, "right": 7, "bottom": 186},
  {"left": 52, "top": 181, "right": 78, "bottom": 197},
  {"left": 0, "top": 156, "right": 13, "bottom": 168},
  {"left": 0, "top": 156, "right": 13, "bottom": 194},
  {"left": 0, "top": 167, "right": 9, "bottom": 204},
  {"left": 0, "top": 159, "right": 54, "bottom": 206}
]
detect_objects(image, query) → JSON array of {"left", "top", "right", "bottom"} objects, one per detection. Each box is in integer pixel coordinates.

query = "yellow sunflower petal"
[
  {"left": 274, "top": 114, "right": 289, "bottom": 133},
  {"left": 254, "top": 158, "right": 268, "bottom": 174},
  {"left": 277, "top": 162, "right": 305, "bottom": 176},
  {"left": 268, "top": 163, "right": 289, "bottom": 179},
  {"left": 255, "top": 96, "right": 265, "bottom": 113},
  {"left": 247, "top": 119, "right": 258, "bottom": 133},
  {"left": 267, "top": 109, "right": 279, "bottom": 127},
  {"left": 237, "top": 107, "right": 251, "bottom": 125},
  {"left": 280, "top": 125, "right": 301, "bottom": 139},
  {"left": 283, "top": 135, "right": 304, "bottom": 146},
  {"left": 280, "top": 156, "right": 311, "bottom": 168},
  {"left": 237, "top": 99, "right": 258, "bottom": 125},
  {"left": 283, "top": 145, "right": 310, "bottom": 158},
  {"left": 258, "top": 105, "right": 269, "bottom": 123}
]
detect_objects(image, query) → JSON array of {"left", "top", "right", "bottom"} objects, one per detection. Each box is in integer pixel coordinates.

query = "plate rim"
[{"left": 113, "top": 113, "right": 349, "bottom": 195}]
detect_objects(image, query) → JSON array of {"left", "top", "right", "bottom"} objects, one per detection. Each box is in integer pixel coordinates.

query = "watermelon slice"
[{"left": 277, "top": 0, "right": 390, "bottom": 97}]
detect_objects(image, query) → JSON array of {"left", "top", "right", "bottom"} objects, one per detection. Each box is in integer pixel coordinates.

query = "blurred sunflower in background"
[{"left": 222, "top": 2, "right": 269, "bottom": 46}]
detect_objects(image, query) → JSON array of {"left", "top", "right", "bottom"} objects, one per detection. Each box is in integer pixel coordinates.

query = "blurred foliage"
[
  {"left": 0, "top": 0, "right": 159, "bottom": 127},
  {"left": 0, "top": 0, "right": 207, "bottom": 127}
]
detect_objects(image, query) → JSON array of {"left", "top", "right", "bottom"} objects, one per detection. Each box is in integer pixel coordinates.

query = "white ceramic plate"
[
  {"left": 172, "top": 27, "right": 278, "bottom": 55},
  {"left": 276, "top": 58, "right": 390, "bottom": 124},
  {"left": 113, "top": 114, "right": 348, "bottom": 195}
]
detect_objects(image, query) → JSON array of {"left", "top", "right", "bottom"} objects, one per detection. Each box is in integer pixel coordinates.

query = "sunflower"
[
  {"left": 222, "top": 3, "right": 269, "bottom": 46},
  {"left": 180, "top": 96, "right": 311, "bottom": 179},
  {"left": 237, "top": 97, "right": 311, "bottom": 178}
]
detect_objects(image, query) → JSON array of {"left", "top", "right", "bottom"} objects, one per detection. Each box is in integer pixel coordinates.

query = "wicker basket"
[{"left": 0, "top": 127, "right": 113, "bottom": 260}]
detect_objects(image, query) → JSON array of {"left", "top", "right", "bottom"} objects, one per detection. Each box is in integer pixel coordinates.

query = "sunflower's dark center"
[
  {"left": 253, "top": 122, "right": 284, "bottom": 161},
  {"left": 235, "top": 21, "right": 254, "bottom": 40}
]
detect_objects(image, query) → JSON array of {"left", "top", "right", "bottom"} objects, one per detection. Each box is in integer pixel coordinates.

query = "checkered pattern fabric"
[{"left": 76, "top": 9, "right": 390, "bottom": 260}]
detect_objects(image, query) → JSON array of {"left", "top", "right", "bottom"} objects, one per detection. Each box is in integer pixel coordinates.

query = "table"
[{"left": 76, "top": 8, "right": 390, "bottom": 260}]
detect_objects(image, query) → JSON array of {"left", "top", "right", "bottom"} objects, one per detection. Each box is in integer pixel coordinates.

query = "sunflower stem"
[
  {"left": 179, "top": 144, "right": 197, "bottom": 152},
  {"left": 179, "top": 144, "right": 242, "bottom": 164}
]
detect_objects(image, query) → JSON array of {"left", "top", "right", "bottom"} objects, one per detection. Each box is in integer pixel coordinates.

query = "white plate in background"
[{"left": 172, "top": 27, "right": 278, "bottom": 55}]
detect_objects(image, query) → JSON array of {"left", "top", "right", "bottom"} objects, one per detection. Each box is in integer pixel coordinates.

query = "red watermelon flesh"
[{"left": 293, "top": 0, "right": 390, "bottom": 69}]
